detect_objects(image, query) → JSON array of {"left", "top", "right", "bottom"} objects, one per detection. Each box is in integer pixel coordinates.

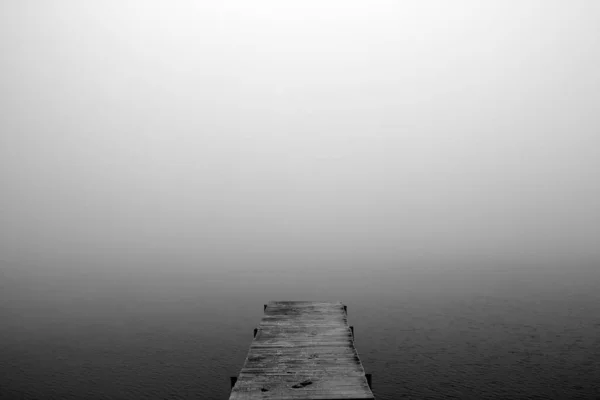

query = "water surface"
[{"left": 2, "top": 256, "right": 599, "bottom": 399}]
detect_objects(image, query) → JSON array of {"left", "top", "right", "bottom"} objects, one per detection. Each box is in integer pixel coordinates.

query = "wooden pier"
[{"left": 229, "top": 301, "right": 374, "bottom": 400}]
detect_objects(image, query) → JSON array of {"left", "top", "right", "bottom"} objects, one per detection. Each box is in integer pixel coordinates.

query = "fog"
[{"left": 2, "top": 1, "right": 599, "bottom": 273}]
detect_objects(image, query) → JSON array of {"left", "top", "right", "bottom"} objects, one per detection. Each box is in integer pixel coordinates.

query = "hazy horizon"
[{"left": 2, "top": 1, "right": 599, "bottom": 271}]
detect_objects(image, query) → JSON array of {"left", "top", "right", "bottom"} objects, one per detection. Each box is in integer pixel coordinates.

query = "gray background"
[{"left": 1, "top": 1, "right": 599, "bottom": 399}]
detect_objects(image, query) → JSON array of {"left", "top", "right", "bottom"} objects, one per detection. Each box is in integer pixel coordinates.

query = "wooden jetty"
[{"left": 229, "top": 301, "right": 374, "bottom": 400}]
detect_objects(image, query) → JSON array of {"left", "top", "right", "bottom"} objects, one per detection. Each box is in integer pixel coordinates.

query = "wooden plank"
[{"left": 229, "top": 301, "right": 374, "bottom": 400}]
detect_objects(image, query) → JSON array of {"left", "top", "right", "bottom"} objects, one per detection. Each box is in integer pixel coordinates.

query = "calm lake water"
[{"left": 2, "top": 255, "right": 599, "bottom": 399}]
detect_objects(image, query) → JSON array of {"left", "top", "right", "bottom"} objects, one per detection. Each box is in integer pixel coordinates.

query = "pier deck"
[{"left": 229, "top": 301, "right": 374, "bottom": 400}]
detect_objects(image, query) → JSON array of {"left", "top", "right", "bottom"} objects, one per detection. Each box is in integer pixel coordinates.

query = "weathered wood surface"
[{"left": 229, "top": 301, "right": 374, "bottom": 400}]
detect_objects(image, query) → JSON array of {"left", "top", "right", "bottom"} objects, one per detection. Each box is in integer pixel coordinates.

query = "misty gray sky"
[{"left": 1, "top": 1, "right": 599, "bottom": 267}]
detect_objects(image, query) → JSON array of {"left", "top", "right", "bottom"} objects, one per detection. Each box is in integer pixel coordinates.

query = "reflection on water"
[{"left": 1, "top": 258, "right": 599, "bottom": 399}]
